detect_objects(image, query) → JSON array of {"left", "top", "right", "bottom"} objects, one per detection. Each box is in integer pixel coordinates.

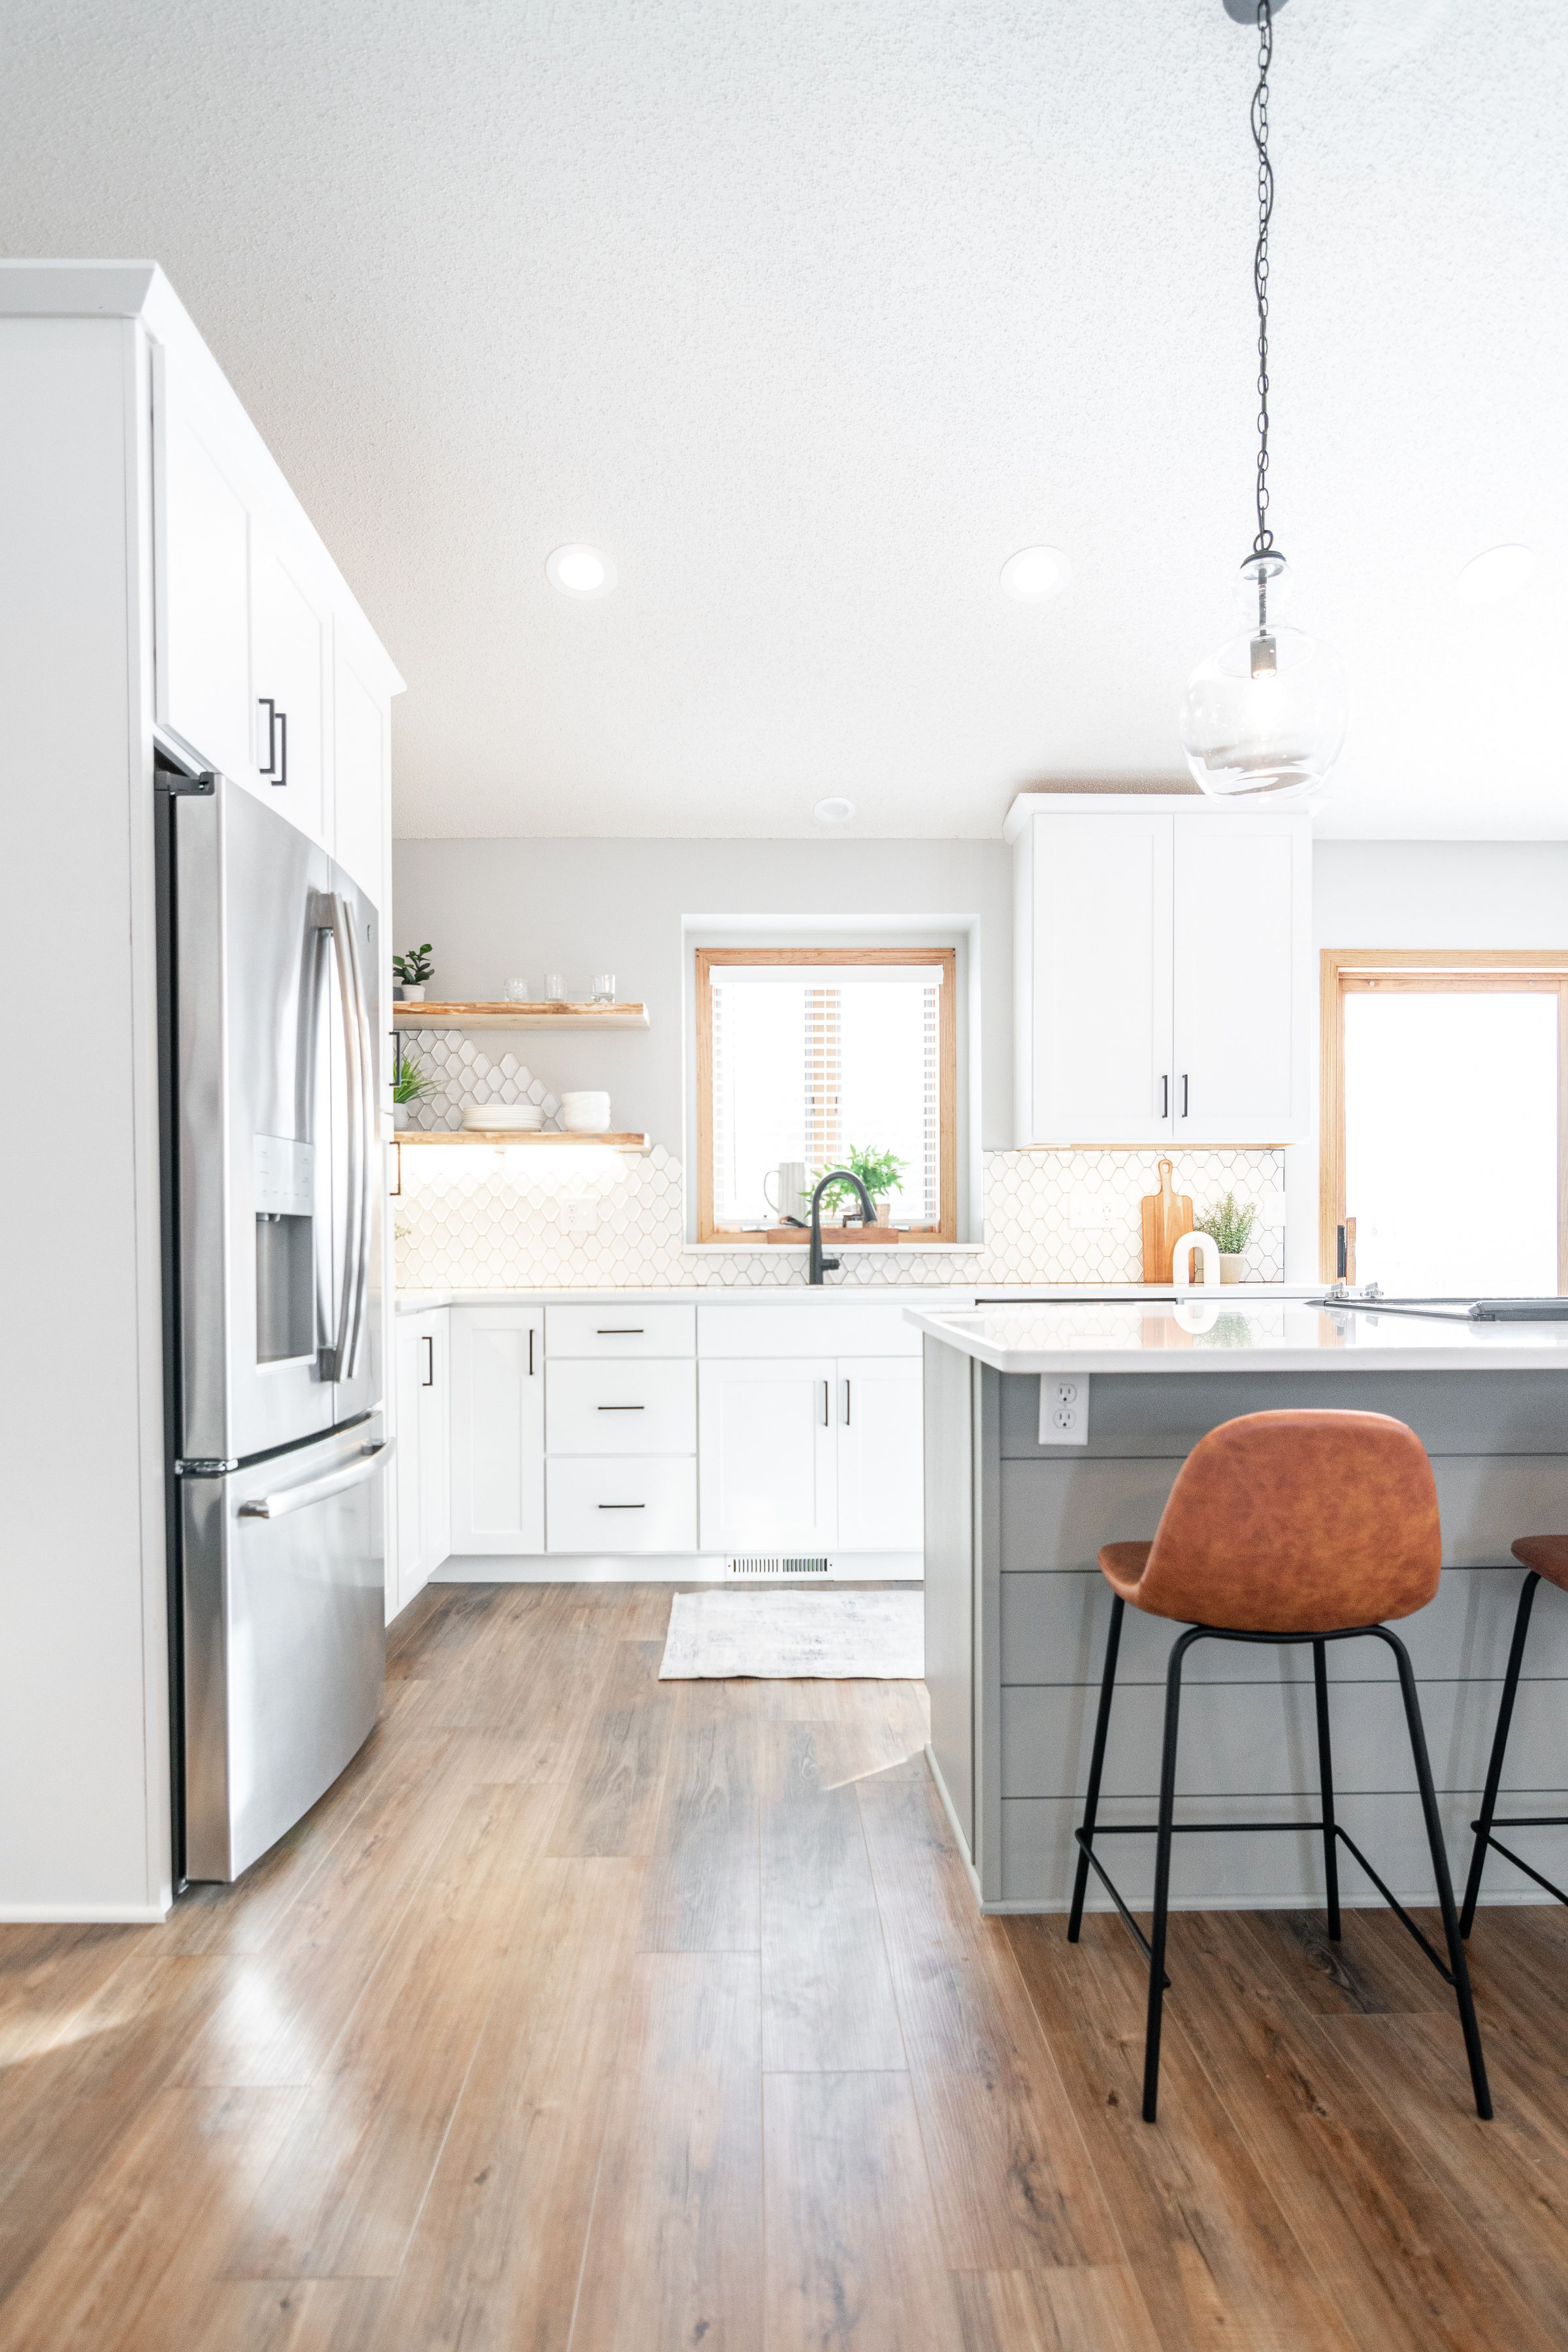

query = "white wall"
[
  {"left": 1282, "top": 841, "right": 1568, "bottom": 1281},
  {"left": 390, "top": 834, "right": 1015, "bottom": 1154},
  {"left": 0, "top": 318, "right": 171, "bottom": 1918}
]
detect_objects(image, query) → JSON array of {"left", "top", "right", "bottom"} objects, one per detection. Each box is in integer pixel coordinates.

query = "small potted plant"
[
  {"left": 391, "top": 1050, "right": 434, "bottom": 1130},
  {"left": 393, "top": 943, "right": 434, "bottom": 1002},
  {"left": 811, "top": 1144, "right": 909, "bottom": 1226},
  {"left": 1194, "top": 1191, "right": 1258, "bottom": 1284}
]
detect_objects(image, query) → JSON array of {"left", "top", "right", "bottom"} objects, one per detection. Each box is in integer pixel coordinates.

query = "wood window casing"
[
  {"left": 1319, "top": 949, "right": 1568, "bottom": 1289},
  {"left": 694, "top": 946, "right": 958, "bottom": 1243}
]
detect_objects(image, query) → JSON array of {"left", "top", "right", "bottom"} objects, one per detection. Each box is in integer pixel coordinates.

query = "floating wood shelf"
[
  {"left": 392, "top": 1000, "right": 649, "bottom": 1031},
  {"left": 395, "top": 1130, "right": 651, "bottom": 1151}
]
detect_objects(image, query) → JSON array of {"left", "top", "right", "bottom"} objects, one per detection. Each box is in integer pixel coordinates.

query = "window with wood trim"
[
  {"left": 1320, "top": 950, "right": 1568, "bottom": 1293},
  {"left": 695, "top": 947, "right": 958, "bottom": 1242}
]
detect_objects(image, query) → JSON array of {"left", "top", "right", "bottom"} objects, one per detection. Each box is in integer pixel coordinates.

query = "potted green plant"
[
  {"left": 811, "top": 1144, "right": 909, "bottom": 1225},
  {"left": 391, "top": 1050, "right": 434, "bottom": 1130},
  {"left": 393, "top": 943, "right": 434, "bottom": 1002},
  {"left": 1194, "top": 1191, "right": 1258, "bottom": 1284}
]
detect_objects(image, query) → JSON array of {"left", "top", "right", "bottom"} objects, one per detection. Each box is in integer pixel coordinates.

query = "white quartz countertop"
[
  {"left": 395, "top": 1283, "right": 1307, "bottom": 1316},
  {"left": 906, "top": 1299, "right": 1568, "bottom": 1373}
]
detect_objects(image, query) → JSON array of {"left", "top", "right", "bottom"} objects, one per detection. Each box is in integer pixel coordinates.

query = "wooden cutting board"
[{"left": 1141, "top": 1158, "right": 1194, "bottom": 1284}]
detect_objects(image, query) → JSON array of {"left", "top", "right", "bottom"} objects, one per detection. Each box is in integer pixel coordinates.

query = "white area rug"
[{"left": 659, "top": 1590, "right": 924, "bottom": 1680}]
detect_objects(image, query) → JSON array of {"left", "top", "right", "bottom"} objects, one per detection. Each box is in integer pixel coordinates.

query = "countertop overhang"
[{"left": 905, "top": 1299, "right": 1568, "bottom": 1374}]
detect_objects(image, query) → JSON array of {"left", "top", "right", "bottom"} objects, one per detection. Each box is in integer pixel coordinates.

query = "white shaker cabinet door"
[
  {"left": 834, "top": 1357, "right": 924, "bottom": 1552},
  {"left": 1026, "top": 811, "right": 1174, "bottom": 1143},
  {"left": 157, "top": 404, "right": 254, "bottom": 783},
  {"left": 449, "top": 1307, "right": 544, "bottom": 1554},
  {"left": 417, "top": 1311, "right": 451, "bottom": 1579},
  {"left": 250, "top": 531, "right": 330, "bottom": 848},
  {"left": 698, "top": 1358, "right": 838, "bottom": 1555},
  {"left": 393, "top": 1318, "right": 427, "bottom": 1606},
  {"left": 333, "top": 638, "right": 390, "bottom": 907},
  {"left": 1171, "top": 812, "right": 1310, "bottom": 1144}
]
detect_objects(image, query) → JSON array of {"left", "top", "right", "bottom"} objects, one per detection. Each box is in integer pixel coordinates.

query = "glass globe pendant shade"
[{"left": 1179, "top": 553, "right": 1348, "bottom": 803}]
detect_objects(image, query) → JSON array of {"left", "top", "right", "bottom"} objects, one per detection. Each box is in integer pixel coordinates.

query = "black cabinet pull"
[
  {"left": 257, "top": 697, "right": 288, "bottom": 787},
  {"left": 528, "top": 1326, "right": 535, "bottom": 1376},
  {"left": 1160, "top": 1074, "right": 1169, "bottom": 1119},
  {"left": 597, "top": 1403, "right": 645, "bottom": 1411},
  {"left": 1181, "top": 1073, "right": 1189, "bottom": 1118},
  {"left": 596, "top": 1328, "right": 644, "bottom": 1335},
  {"left": 598, "top": 1501, "right": 646, "bottom": 1510},
  {"left": 421, "top": 1334, "right": 433, "bottom": 1388}
]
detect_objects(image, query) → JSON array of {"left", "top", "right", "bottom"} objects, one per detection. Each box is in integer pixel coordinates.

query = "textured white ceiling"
[{"left": 3, "top": 1, "right": 1563, "bottom": 838}]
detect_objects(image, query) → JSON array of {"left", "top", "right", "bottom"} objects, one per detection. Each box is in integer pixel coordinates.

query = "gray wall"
[
  {"left": 1315, "top": 840, "right": 1568, "bottom": 947},
  {"left": 391, "top": 836, "right": 1014, "bottom": 1152}
]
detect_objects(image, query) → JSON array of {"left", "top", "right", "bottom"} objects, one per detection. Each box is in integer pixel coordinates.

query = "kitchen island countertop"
[{"left": 906, "top": 1298, "right": 1568, "bottom": 1375}]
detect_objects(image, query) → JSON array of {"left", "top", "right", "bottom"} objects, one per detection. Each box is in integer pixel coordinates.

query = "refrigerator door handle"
[
  {"left": 317, "top": 892, "right": 364, "bottom": 1383},
  {"left": 340, "top": 896, "right": 377, "bottom": 1381},
  {"left": 239, "top": 1438, "right": 393, "bottom": 1520}
]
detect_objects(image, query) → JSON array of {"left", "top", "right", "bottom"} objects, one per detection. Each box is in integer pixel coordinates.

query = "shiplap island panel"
[{"left": 909, "top": 1299, "right": 1568, "bottom": 1914}]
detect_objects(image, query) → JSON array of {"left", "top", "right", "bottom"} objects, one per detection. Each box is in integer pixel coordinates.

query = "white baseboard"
[{"left": 433, "top": 1552, "right": 924, "bottom": 1584}]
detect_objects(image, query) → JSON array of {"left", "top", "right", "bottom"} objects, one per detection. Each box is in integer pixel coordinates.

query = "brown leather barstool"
[
  {"left": 1067, "top": 1407, "right": 1492, "bottom": 2125},
  {"left": 1460, "top": 1537, "right": 1568, "bottom": 1934}
]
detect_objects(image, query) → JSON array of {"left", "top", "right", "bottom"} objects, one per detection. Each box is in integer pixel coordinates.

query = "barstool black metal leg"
[
  {"left": 1312, "top": 1639, "right": 1341, "bottom": 1941},
  {"left": 1460, "top": 1571, "right": 1541, "bottom": 1938},
  {"left": 1143, "top": 1627, "right": 1201, "bottom": 2124},
  {"left": 1378, "top": 1628, "right": 1492, "bottom": 2121},
  {"left": 1069, "top": 1593, "right": 1125, "bottom": 1942}
]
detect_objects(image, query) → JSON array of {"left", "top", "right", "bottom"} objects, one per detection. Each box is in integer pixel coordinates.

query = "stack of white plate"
[
  {"left": 559, "top": 1090, "right": 612, "bottom": 1134},
  {"left": 461, "top": 1102, "right": 544, "bottom": 1132}
]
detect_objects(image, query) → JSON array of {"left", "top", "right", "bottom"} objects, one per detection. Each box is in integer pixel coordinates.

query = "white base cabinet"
[
  {"left": 393, "top": 1308, "right": 451, "bottom": 1611},
  {"left": 698, "top": 1353, "right": 923, "bottom": 1557},
  {"left": 449, "top": 1306, "right": 545, "bottom": 1553}
]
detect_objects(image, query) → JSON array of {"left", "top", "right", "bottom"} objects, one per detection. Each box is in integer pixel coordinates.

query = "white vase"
[
  {"left": 400, "top": 983, "right": 426, "bottom": 1002},
  {"left": 394, "top": 1102, "right": 413, "bottom": 1130}
]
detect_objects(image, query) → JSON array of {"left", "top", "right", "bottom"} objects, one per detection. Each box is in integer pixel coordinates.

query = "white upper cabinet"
[
  {"left": 1011, "top": 797, "right": 1311, "bottom": 1147},
  {"left": 1170, "top": 811, "right": 1309, "bottom": 1145},
  {"left": 250, "top": 528, "right": 330, "bottom": 847},
  {"left": 152, "top": 306, "right": 400, "bottom": 898},
  {"left": 157, "top": 405, "right": 253, "bottom": 785}
]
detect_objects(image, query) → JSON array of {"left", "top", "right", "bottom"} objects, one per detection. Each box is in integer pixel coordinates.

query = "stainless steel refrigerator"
[{"left": 157, "top": 752, "right": 389, "bottom": 1884}]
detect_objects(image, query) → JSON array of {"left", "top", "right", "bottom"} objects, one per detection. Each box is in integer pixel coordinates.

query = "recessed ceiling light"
[
  {"left": 814, "top": 797, "right": 855, "bottom": 825},
  {"left": 546, "top": 544, "right": 617, "bottom": 598},
  {"left": 1456, "top": 543, "right": 1535, "bottom": 607},
  {"left": 1000, "top": 544, "right": 1071, "bottom": 601}
]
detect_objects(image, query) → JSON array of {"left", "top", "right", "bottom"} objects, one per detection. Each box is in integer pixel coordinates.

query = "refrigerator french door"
[{"left": 159, "top": 759, "right": 389, "bottom": 1883}]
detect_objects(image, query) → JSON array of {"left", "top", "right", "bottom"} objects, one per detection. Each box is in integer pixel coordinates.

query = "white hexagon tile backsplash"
[{"left": 391, "top": 1033, "right": 1285, "bottom": 1290}]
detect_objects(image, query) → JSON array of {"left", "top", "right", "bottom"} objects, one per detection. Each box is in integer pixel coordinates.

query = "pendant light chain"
[{"left": 1251, "top": 0, "right": 1275, "bottom": 555}]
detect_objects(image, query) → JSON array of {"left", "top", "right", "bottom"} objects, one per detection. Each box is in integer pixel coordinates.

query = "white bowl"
[
  {"left": 559, "top": 1090, "right": 611, "bottom": 1134},
  {"left": 461, "top": 1101, "right": 544, "bottom": 1131}
]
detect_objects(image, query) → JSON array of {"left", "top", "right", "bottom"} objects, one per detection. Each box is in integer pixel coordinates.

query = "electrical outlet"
[
  {"left": 1258, "top": 1187, "right": 1288, "bottom": 1231},
  {"left": 1037, "top": 1375, "right": 1089, "bottom": 1446},
  {"left": 1068, "top": 1189, "right": 1120, "bottom": 1232},
  {"left": 564, "top": 1198, "right": 598, "bottom": 1232}
]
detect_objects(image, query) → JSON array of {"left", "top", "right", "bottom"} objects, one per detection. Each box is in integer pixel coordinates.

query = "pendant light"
[{"left": 1179, "top": 0, "right": 1348, "bottom": 802}]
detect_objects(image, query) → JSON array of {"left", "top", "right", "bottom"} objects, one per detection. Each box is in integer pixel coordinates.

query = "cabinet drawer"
[
  {"left": 546, "top": 1457, "right": 698, "bottom": 1553},
  {"left": 546, "top": 1303, "right": 696, "bottom": 1360},
  {"left": 547, "top": 1360, "right": 696, "bottom": 1455},
  {"left": 696, "top": 1299, "right": 925, "bottom": 1360}
]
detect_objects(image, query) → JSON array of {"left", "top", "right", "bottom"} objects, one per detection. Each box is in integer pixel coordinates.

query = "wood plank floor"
[{"left": 4, "top": 1578, "right": 1568, "bottom": 2351}]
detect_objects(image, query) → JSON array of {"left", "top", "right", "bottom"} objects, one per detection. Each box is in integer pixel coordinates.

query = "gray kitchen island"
[{"left": 909, "top": 1298, "right": 1568, "bottom": 1914}]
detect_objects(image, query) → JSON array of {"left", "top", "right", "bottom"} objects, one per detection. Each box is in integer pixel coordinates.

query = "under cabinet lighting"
[{"left": 813, "top": 797, "right": 855, "bottom": 825}]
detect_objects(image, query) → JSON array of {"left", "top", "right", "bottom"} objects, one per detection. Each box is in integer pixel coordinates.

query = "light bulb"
[
  {"left": 1178, "top": 553, "right": 1347, "bottom": 802},
  {"left": 546, "top": 544, "right": 617, "bottom": 598}
]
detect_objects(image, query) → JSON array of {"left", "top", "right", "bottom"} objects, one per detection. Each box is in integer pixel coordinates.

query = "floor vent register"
[{"left": 725, "top": 1556, "right": 831, "bottom": 1578}]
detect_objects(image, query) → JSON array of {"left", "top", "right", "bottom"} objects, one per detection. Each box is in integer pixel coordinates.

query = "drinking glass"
[
  {"left": 503, "top": 977, "right": 530, "bottom": 1002},
  {"left": 544, "top": 973, "right": 566, "bottom": 1002},
  {"left": 591, "top": 973, "right": 616, "bottom": 1004}
]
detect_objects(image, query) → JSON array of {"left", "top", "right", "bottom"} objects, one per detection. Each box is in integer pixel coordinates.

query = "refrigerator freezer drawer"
[{"left": 182, "top": 1417, "right": 387, "bottom": 1882}]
